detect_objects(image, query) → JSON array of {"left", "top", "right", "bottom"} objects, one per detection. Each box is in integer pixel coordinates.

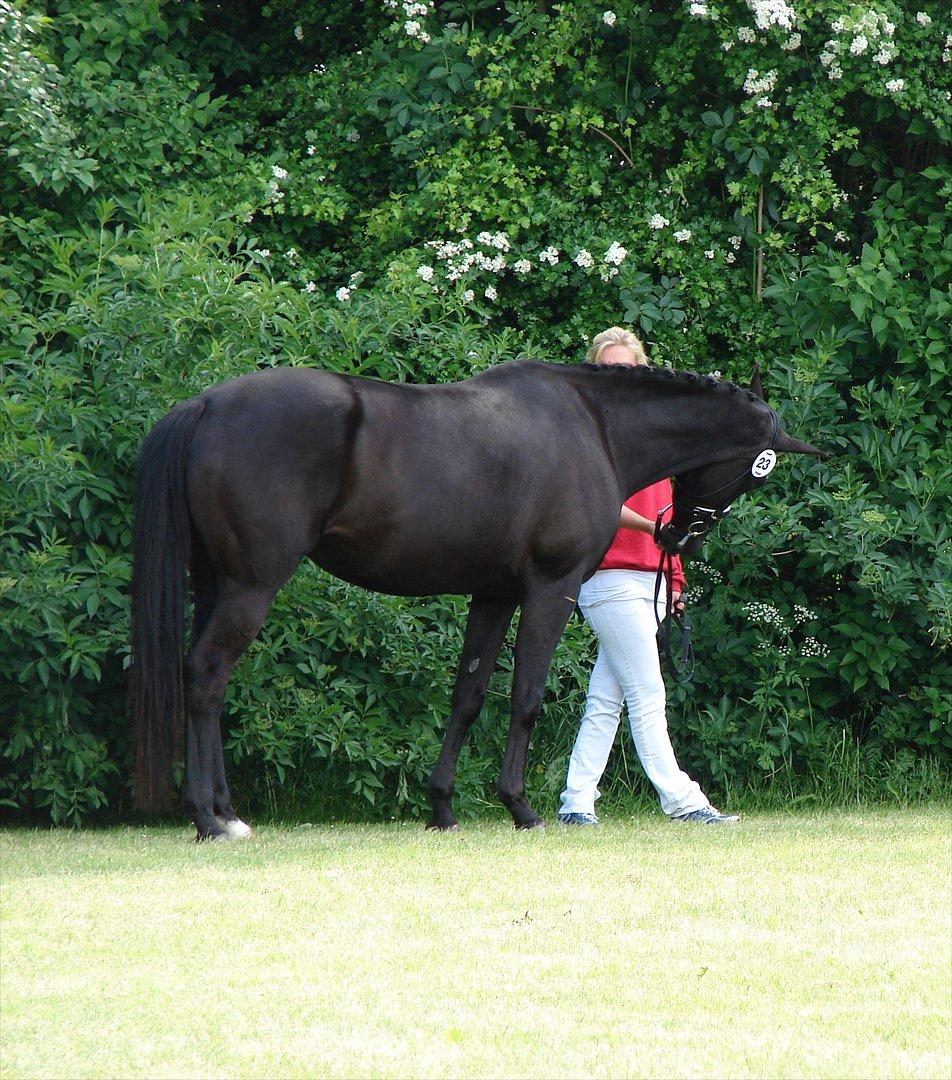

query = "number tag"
[{"left": 751, "top": 449, "right": 777, "bottom": 478}]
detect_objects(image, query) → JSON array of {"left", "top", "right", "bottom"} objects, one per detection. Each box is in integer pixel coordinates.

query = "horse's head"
[{"left": 655, "top": 369, "right": 824, "bottom": 558}]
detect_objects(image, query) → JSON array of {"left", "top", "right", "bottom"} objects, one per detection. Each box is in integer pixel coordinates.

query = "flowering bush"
[{"left": 2, "top": 0, "right": 949, "bottom": 823}]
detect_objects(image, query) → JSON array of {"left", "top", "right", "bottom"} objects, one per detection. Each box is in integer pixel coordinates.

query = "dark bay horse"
[{"left": 130, "top": 360, "right": 820, "bottom": 838}]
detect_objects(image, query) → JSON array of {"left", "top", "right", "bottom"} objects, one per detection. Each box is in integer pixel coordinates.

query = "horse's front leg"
[
  {"left": 498, "top": 576, "right": 582, "bottom": 829},
  {"left": 427, "top": 595, "right": 517, "bottom": 830}
]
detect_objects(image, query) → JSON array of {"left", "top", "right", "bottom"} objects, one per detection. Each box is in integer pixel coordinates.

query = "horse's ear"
[
  {"left": 774, "top": 431, "right": 827, "bottom": 457},
  {"left": 750, "top": 363, "right": 764, "bottom": 400}
]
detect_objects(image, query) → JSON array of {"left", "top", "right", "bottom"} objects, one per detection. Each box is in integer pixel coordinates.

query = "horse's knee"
[{"left": 450, "top": 682, "right": 487, "bottom": 717}]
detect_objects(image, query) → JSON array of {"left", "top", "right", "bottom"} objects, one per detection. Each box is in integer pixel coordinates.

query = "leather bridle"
[{"left": 651, "top": 408, "right": 780, "bottom": 680}]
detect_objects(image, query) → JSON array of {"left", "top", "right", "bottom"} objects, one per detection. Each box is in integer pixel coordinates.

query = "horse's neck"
[{"left": 576, "top": 373, "right": 768, "bottom": 496}]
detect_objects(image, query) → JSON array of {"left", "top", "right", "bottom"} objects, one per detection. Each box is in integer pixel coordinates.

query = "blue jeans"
[{"left": 559, "top": 570, "right": 709, "bottom": 817}]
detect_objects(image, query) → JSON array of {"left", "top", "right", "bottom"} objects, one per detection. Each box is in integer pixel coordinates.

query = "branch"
[{"left": 510, "top": 105, "right": 636, "bottom": 170}]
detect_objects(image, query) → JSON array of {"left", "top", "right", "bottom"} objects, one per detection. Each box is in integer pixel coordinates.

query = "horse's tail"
[{"left": 130, "top": 397, "right": 206, "bottom": 812}]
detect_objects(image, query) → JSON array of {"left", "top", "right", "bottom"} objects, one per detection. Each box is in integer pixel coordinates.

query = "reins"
[
  {"left": 651, "top": 408, "right": 780, "bottom": 682},
  {"left": 653, "top": 545, "right": 695, "bottom": 681}
]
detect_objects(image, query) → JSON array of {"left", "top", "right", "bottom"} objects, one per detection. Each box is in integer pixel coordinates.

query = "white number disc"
[{"left": 751, "top": 449, "right": 777, "bottom": 478}]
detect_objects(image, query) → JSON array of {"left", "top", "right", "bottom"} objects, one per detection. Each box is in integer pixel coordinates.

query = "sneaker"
[
  {"left": 672, "top": 805, "right": 740, "bottom": 825},
  {"left": 557, "top": 812, "right": 600, "bottom": 826}
]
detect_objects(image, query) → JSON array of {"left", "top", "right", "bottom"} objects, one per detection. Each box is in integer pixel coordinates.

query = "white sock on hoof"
[{"left": 215, "top": 816, "right": 253, "bottom": 839}]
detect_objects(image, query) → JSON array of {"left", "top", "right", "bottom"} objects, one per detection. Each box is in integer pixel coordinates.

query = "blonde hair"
[{"left": 586, "top": 326, "right": 648, "bottom": 365}]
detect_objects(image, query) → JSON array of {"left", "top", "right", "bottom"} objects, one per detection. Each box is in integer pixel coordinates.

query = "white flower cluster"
[
  {"left": 426, "top": 237, "right": 473, "bottom": 260},
  {"left": 385, "top": 0, "right": 435, "bottom": 44},
  {"left": 737, "top": 26, "right": 756, "bottom": 42},
  {"left": 743, "top": 68, "right": 778, "bottom": 95},
  {"left": 704, "top": 249, "right": 715, "bottom": 259},
  {"left": 793, "top": 604, "right": 818, "bottom": 625},
  {"left": 915, "top": 11, "right": 931, "bottom": 26},
  {"left": 485, "top": 285, "right": 497, "bottom": 301},
  {"left": 266, "top": 163, "right": 287, "bottom": 204},
  {"left": 742, "top": 601, "right": 790, "bottom": 632},
  {"left": 416, "top": 264, "right": 434, "bottom": 281},
  {"left": 823, "top": 8, "right": 897, "bottom": 78},
  {"left": 593, "top": 241, "right": 626, "bottom": 281},
  {"left": 476, "top": 231, "right": 510, "bottom": 251},
  {"left": 728, "top": 234, "right": 742, "bottom": 249},
  {"left": 648, "top": 213, "right": 670, "bottom": 230},
  {"left": 332, "top": 271, "right": 364, "bottom": 302},
  {"left": 782, "top": 32, "right": 801, "bottom": 50},
  {"left": 513, "top": 259, "right": 532, "bottom": 274},
  {"left": 674, "top": 229, "right": 692, "bottom": 242},
  {"left": 691, "top": 562, "right": 724, "bottom": 583},
  {"left": 539, "top": 246, "right": 560, "bottom": 265},
  {"left": 885, "top": 77, "right": 904, "bottom": 93},
  {"left": 602, "top": 11, "right": 617, "bottom": 27},
  {"left": 422, "top": 234, "right": 512, "bottom": 282},
  {"left": 293, "top": 24, "right": 304, "bottom": 41},
  {"left": 800, "top": 637, "right": 830, "bottom": 658},
  {"left": 574, "top": 249, "right": 594, "bottom": 268},
  {"left": 944, "top": 34, "right": 952, "bottom": 63},
  {"left": 688, "top": 1, "right": 710, "bottom": 18},
  {"left": 747, "top": 0, "right": 796, "bottom": 32}
]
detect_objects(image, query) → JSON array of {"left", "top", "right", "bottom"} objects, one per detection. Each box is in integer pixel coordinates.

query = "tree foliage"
[{"left": 2, "top": 0, "right": 950, "bottom": 823}]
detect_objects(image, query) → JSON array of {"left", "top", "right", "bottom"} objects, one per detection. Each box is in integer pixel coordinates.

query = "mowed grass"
[{"left": 1, "top": 808, "right": 950, "bottom": 1080}]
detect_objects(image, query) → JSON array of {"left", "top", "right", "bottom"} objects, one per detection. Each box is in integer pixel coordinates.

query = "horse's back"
[
  {"left": 183, "top": 361, "right": 618, "bottom": 595},
  {"left": 314, "top": 362, "right": 620, "bottom": 594}
]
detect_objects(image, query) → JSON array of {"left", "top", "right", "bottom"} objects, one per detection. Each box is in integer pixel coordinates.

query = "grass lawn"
[{"left": 1, "top": 807, "right": 950, "bottom": 1079}]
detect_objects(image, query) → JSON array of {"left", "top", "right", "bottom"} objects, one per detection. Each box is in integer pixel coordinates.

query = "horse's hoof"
[
  {"left": 215, "top": 816, "right": 253, "bottom": 839},
  {"left": 195, "top": 830, "right": 227, "bottom": 843},
  {"left": 425, "top": 820, "right": 460, "bottom": 832},
  {"left": 515, "top": 818, "right": 546, "bottom": 830}
]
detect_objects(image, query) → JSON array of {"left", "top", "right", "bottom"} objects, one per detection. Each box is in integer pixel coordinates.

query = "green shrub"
[{"left": 2, "top": 0, "right": 949, "bottom": 824}]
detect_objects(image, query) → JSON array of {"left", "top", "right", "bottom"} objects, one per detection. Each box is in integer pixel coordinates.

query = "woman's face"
[{"left": 599, "top": 343, "right": 645, "bottom": 367}]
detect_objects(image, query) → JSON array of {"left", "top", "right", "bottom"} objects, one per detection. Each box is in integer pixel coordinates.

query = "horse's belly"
[{"left": 309, "top": 535, "right": 517, "bottom": 598}]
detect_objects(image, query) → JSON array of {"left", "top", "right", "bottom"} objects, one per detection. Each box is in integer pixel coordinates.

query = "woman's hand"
[{"left": 671, "top": 590, "right": 686, "bottom": 614}]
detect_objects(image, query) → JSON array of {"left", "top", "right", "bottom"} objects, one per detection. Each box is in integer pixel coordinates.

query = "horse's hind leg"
[
  {"left": 188, "top": 562, "right": 247, "bottom": 837},
  {"left": 427, "top": 595, "right": 517, "bottom": 830},
  {"left": 183, "top": 584, "right": 276, "bottom": 841}
]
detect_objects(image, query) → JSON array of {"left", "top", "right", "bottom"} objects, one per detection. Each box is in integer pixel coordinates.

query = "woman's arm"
[
  {"left": 618, "top": 505, "right": 685, "bottom": 609},
  {"left": 618, "top": 505, "right": 655, "bottom": 534}
]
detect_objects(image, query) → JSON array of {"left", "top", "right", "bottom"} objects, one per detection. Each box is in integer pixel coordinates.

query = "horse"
[{"left": 130, "top": 360, "right": 821, "bottom": 839}]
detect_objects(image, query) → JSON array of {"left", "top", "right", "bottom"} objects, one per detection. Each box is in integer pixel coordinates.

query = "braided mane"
[{"left": 579, "top": 362, "right": 759, "bottom": 402}]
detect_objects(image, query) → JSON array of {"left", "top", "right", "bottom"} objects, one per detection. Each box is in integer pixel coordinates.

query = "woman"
[{"left": 557, "top": 327, "right": 739, "bottom": 826}]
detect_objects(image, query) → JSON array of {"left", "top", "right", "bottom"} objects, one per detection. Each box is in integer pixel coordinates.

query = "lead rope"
[{"left": 653, "top": 541, "right": 695, "bottom": 683}]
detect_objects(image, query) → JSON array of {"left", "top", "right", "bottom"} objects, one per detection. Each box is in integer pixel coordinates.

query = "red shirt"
[{"left": 598, "top": 479, "right": 686, "bottom": 593}]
